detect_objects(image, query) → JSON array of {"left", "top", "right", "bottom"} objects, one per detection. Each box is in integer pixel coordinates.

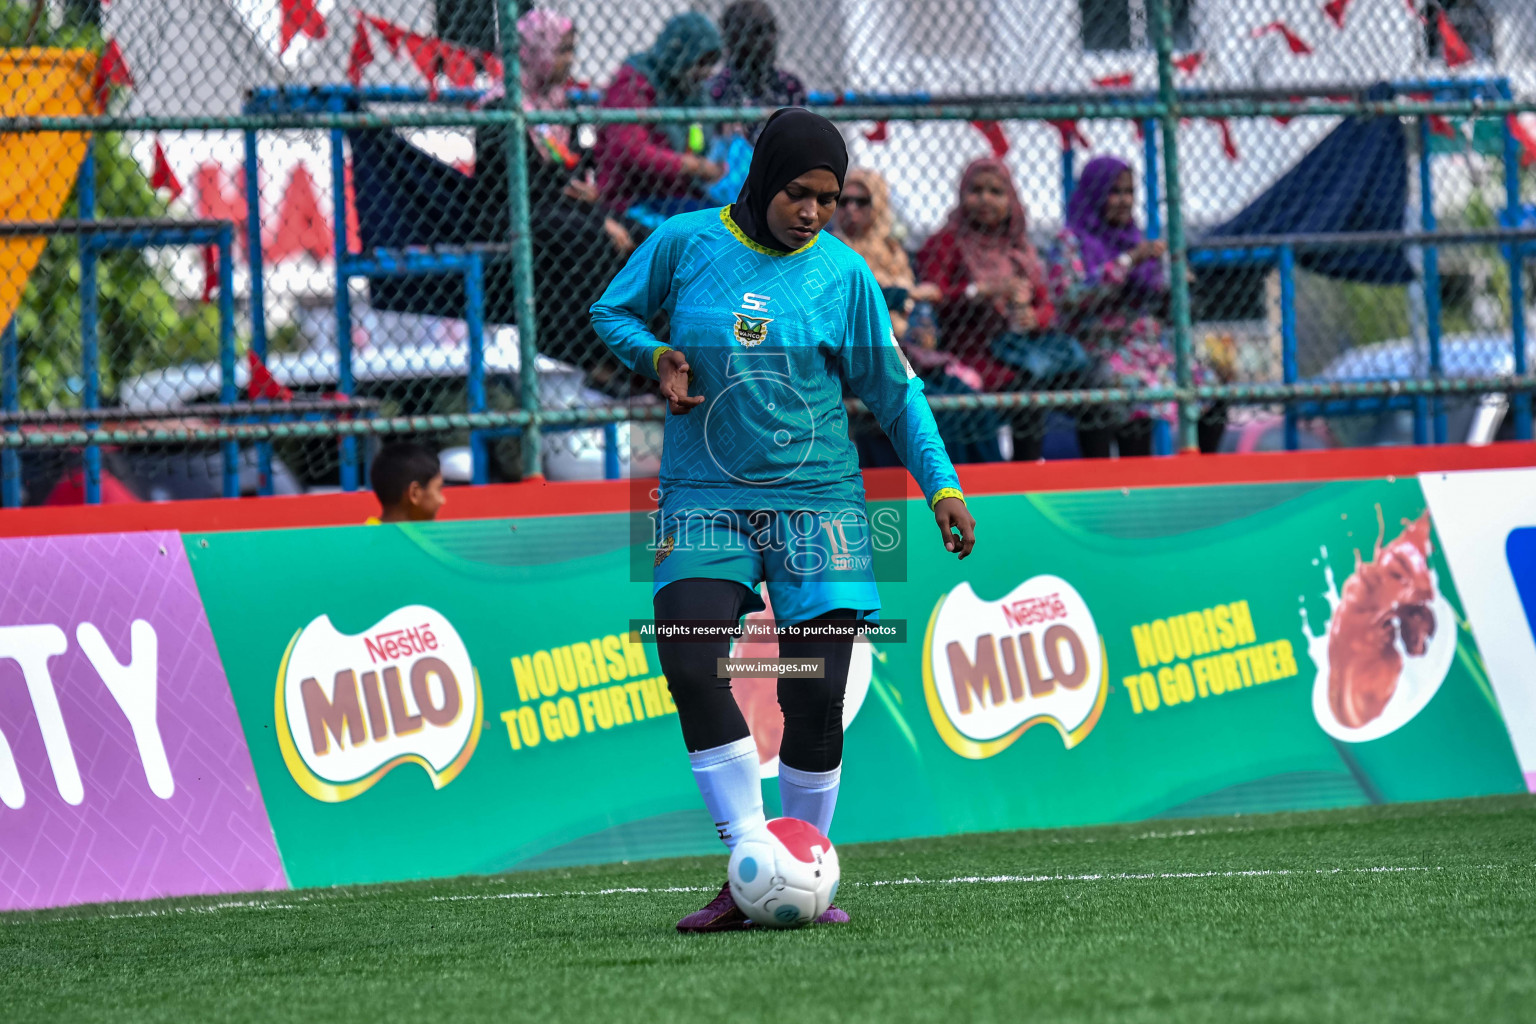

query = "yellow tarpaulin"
[{"left": 0, "top": 48, "right": 96, "bottom": 331}]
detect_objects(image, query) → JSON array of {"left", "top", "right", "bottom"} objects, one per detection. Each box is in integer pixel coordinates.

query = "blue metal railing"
[
  {"left": 6, "top": 75, "right": 1530, "bottom": 505},
  {"left": 240, "top": 78, "right": 1531, "bottom": 472},
  {"left": 0, "top": 204, "right": 241, "bottom": 506}
]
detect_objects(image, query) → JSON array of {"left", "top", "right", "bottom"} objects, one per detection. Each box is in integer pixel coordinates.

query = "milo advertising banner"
[{"left": 185, "top": 477, "right": 1526, "bottom": 889}]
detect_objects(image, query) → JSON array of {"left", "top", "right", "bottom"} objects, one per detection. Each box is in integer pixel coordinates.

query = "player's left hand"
[{"left": 933, "top": 496, "right": 975, "bottom": 559}]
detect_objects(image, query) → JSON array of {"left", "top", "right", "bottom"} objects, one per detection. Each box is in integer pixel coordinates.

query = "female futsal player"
[{"left": 591, "top": 108, "right": 976, "bottom": 932}]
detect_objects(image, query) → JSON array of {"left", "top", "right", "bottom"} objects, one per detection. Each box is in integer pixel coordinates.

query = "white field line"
[
  {"left": 429, "top": 864, "right": 1485, "bottom": 902},
  {"left": 6, "top": 864, "right": 1507, "bottom": 924}
]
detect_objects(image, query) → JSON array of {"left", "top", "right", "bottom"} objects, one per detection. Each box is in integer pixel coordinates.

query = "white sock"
[
  {"left": 778, "top": 762, "right": 841, "bottom": 838},
  {"left": 687, "top": 737, "right": 765, "bottom": 851}
]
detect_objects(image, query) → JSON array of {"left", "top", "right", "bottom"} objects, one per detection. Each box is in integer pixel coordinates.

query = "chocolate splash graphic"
[{"left": 1324, "top": 510, "right": 1437, "bottom": 730}]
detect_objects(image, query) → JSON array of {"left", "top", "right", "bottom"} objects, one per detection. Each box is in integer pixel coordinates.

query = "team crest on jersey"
[{"left": 732, "top": 313, "right": 772, "bottom": 347}]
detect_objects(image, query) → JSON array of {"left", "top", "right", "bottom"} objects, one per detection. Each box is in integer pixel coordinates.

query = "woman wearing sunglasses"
[
  {"left": 834, "top": 167, "right": 1000, "bottom": 465},
  {"left": 830, "top": 168, "right": 941, "bottom": 339}
]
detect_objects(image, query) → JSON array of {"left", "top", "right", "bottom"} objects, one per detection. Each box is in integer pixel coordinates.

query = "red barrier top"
[{"left": 0, "top": 443, "right": 1529, "bottom": 538}]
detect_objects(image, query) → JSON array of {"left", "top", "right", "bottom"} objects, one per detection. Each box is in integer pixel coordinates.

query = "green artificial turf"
[{"left": 3, "top": 795, "right": 1534, "bottom": 1023}]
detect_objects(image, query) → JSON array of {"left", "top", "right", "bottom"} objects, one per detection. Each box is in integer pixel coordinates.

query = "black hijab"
[{"left": 730, "top": 107, "right": 849, "bottom": 252}]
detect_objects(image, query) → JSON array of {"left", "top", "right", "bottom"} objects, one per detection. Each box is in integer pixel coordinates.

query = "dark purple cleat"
[
  {"left": 816, "top": 905, "right": 850, "bottom": 924},
  {"left": 676, "top": 882, "right": 753, "bottom": 933}
]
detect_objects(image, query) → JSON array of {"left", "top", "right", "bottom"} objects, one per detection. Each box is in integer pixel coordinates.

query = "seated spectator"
[
  {"left": 512, "top": 10, "right": 628, "bottom": 248},
  {"left": 706, "top": 1, "right": 807, "bottom": 144},
  {"left": 474, "top": 8, "right": 634, "bottom": 395},
  {"left": 1048, "top": 155, "right": 1225, "bottom": 457},
  {"left": 831, "top": 167, "right": 939, "bottom": 336},
  {"left": 595, "top": 13, "right": 725, "bottom": 224},
  {"left": 918, "top": 157, "right": 1059, "bottom": 460},
  {"left": 368, "top": 443, "right": 446, "bottom": 524},
  {"left": 836, "top": 167, "right": 1000, "bottom": 466}
]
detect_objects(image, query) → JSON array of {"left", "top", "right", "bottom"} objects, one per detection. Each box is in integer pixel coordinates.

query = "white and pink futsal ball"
[{"left": 727, "top": 817, "right": 840, "bottom": 928}]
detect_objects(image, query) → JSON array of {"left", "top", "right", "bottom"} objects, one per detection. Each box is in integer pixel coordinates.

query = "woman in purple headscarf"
[{"left": 1048, "top": 155, "right": 1225, "bottom": 456}]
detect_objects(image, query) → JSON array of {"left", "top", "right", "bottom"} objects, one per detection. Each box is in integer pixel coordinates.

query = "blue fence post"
[
  {"left": 1416, "top": 115, "right": 1443, "bottom": 445},
  {"left": 1142, "top": 119, "right": 1162, "bottom": 242},
  {"left": 1142, "top": 116, "right": 1172, "bottom": 456},
  {"left": 1499, "top": 86, "right": 1532, "bottom": 441},
  {"left": 465, "top": 254, "right": 488, "bottom": 486},
  {"left": 1061, "top": 139, "right": 1076, "bottom": 207},
  {"left": 243, "top": 130, "right": 275, "bottom": 495},
  {"left": 79, "top": 138, "right": 101, "bottom": 504},
  {"left": 218, "top": 226, "right": 239, "bottom": 498},
  {"left": 1280, "top": 244, "right": 1299, "bottom": 451},
  {"left": 330, "top": 98, "right": 359, "bottom": 490},
  {"left": 243, "top": 129, "right": 268, "bottom": 354},
  {"left": 2, "top": 322, "right": 18, "bottom": 507},
  {"left": 603, "top": 423, "right": 621, "bottom": 480}
]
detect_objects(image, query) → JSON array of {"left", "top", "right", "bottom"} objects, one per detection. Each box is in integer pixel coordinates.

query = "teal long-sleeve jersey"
[{"left": 590, "top": 206, "right": 964, "bottom": 514}]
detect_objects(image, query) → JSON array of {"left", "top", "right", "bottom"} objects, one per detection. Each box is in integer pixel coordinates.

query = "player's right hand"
[
  {"left": 933, "top": 497, "right": 976, "bottom": 560},
  {"left": 658, "top": 349, "right": 705, "bottom": 415}
]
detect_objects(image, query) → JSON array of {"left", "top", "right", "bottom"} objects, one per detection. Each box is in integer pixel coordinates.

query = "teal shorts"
[{"left": 652, "top": 508, "right": 881, "bottom": 626}]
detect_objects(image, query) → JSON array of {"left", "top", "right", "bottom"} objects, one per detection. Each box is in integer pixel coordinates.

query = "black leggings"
[
  {"left": 653, "top": 578, "right": 856, "bottom": 773},
  {"left": 1078, "top": 402, "right": 1228, "bottom": 457}
]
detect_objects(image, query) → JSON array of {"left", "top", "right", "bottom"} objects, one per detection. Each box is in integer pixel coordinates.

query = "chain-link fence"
[{"left": 1, "top": 0, "right": 1533, "bottom": 505}]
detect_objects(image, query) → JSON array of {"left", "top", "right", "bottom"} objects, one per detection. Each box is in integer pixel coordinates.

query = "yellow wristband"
[
  {"left": 930, "top": 487, "right": 965, "bottom": 510},
  {"left": 651, "top": 346, "right": 673, "bottom": 375}
]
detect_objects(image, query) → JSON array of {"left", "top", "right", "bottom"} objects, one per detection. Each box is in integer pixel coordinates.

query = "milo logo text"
[
  {"left": 275, "top": 605, "right": 482, "bottom": 802},
  {"left": 922, "top": 576, "right": 1107, "bottom": 759}
]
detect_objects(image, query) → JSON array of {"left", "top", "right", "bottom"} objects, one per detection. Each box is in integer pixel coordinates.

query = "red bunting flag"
[
  {"left": 279, "top": 0, "right": 327, "bottom": 56},
  {"left": 863, "top": 121, "right": 889, "bottom": 143},
  {"left": 149, "top": 140, "right": 182, "bottom": 200},
  {"left": 1409, "top": 93, "right": 1457, "bottom": 138},
  {"left": 1093, "top": 72, "right": 1133, "bottom": 89},
  {"left": 442, "top": 44, "right": 478, "bottom": 89},
  {"left": 356, "top": 15, "right": 500, "bottom": 98},
  {"left": 1173, "top": 52, "right": 1204, "bottom": 74},
  {"left": 1320, "top": 0, "right": 1357, "bottom": 28},
  {"left": 1252, "top": 21, "right": 1313, "bottom": 55},
  {"left": 93, "top": 39, "right": 133, "bottom": 111},
  {"left": 1323, "top": 0, "right": 1353, "bottom": 29},
  {"left": 248, "top": 351, "right": 295, "bottom": 402},
  {"left": 1047, "top": 119, "right": 1092, "bottom": 152},
  {"left": 1437, "top": 11, "right": 1473, "bottom": 66},
  {"left": 347, "top": 15, "right": 375, "bottom": 86},
  {"left": 366, "top": 15, "right": 408, "bottom": 55},
  {"left": 1209, "top": 118, "right": 1239, "bottom": 161},
  {"left": 970, "top": 120, "right": 1009, "bottom": 158},
  {"left": 1509, "top": 116, "right": 1536, "bottom": 168},
  {"left": 405, "top": 34, "right": 443, "bottom": 98},
  {"left": 201, "top": 245, "right": 219, "bottom": 303}
]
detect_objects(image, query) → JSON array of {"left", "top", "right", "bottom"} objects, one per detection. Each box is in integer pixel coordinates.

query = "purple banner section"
[{"left": 0, "top": 531, "right": 287, "bottom": 911}]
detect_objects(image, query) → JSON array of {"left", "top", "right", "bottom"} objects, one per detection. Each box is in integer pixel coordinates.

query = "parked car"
[
  {"left": 20, "top": 442, "right": 303, "bottom": 506},
  {"left": 1312, "top": 333, "right": 1531, "bottom": 447},
  {"left": 116, "top": 311, "right": 661, "bottom": 485}
]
